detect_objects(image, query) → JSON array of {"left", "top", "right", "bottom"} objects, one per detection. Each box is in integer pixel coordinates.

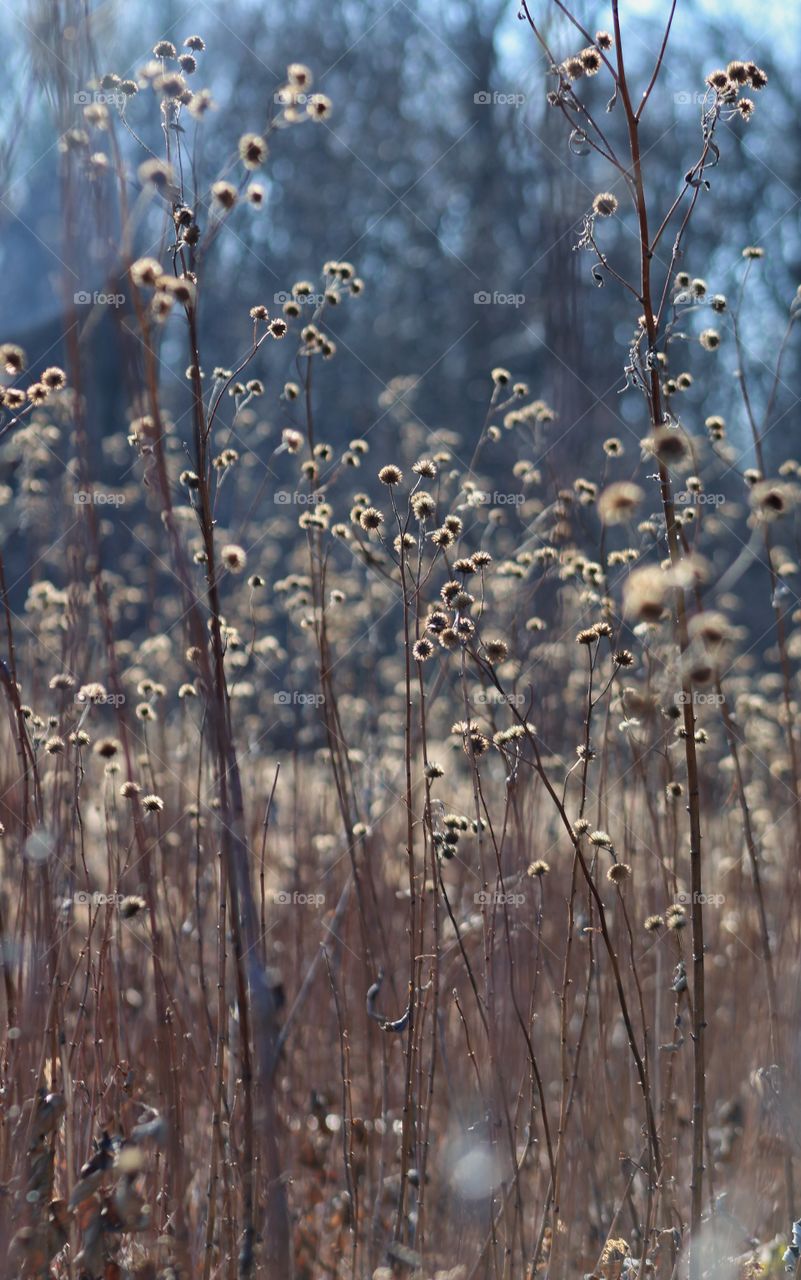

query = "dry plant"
[{"left": 0, "top": 3, "right": 799, "bottom": 1280}]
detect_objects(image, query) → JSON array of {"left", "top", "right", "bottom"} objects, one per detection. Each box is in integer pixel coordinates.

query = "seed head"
[
  {"left": 666, "top": 904, "right": 687, "bottom": 930},
  {"left": 597, "top": 481, "right": 643, "bottom": 526},
  {"left": 706, "top": 68, "right": 730, "bottom": 92},
  {"left": 411, "top": 492, "right": 436, "bottom": 522},
  {"left": 607, "top": 862, "right": 631, "bottom": 885},
  {"left": 221, "top": 543, "right": 248, "bottom": 571},
  {"left": 41, "top": 366, "right": 66, "bottom": 390},
  {"left": 359, "top": 507, "right": 384, "bottom": 532},
  {"left": 751, "top": 481, "right": 792, "bottom": 521},
  {"left": 650, "top": 427, "right": 689, "bottom": 466},
  {"left": 593, "top": 192, "right": 618, "bottom": 217},
  {"left": 483, "top": 638, "right": 508, "bottom": 664},
  {"left": 726, "top": 60, "right": 749, "bottom": 85},
  {"left": 287, "top": 63, "right": 312, "bottom": 87},
  {"left": 211, "top": 181, "right": 237, "bottom": 210},
  {"left": 120, "top": 895, "right": 147, "bottom": 920},
  {"left": 239, "top": 133, "right": 268, "bottom": 169},
  {"left": 623, "top": 566, "right": 669, "bottom": 624},
  {"left": 589, "top": 829, "right": 613, "bottom": 849},
  {"left": 412, "top": 458, "right": 437, "bottom": 478},
  {"left": 307, "top": 94, "right": 332, "bottom": 121},
  {"left": 378, "top": 465, "right": 402, "bottom": 486}
]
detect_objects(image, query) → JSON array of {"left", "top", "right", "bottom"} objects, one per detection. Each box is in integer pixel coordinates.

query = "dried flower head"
[
  {"left": 593, "top": 192, "right": 618, "bottom": 217},
  {"left": 359, "top": 507, "right": 384, "bottom": 532},
  {"left": 120, "top": 895, "right": 147, "bottom": 920},
  {"left": 239, "top": 133, "right": 268, "bottom": 169},
  {"left": 607, "top": 863, "right": 631, "bottom": 885},
  {"left": 483, "top": 639, "right": 508, "bottom": 664},
  {"left": 211, "top": 181, "right": 237, "bottom": 209},
  {"left": 597, "top": 481, "right": 644, "bottom": 526},
  {"left": 221, "top": 543, "right": 248, "bottom": 571}
]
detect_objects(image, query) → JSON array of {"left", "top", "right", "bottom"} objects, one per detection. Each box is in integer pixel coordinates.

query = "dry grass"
[{"left": 0, "top": 5, "right": 798, "bottom": 1280}]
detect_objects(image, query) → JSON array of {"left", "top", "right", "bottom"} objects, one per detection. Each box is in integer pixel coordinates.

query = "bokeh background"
[{"left": 2, "top": 0, "right": 798, "bottom": 464}]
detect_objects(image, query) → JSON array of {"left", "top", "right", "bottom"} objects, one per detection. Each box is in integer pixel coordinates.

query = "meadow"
[{"left": 0, "top": 2, "right": 799, "bottom": 1278}]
